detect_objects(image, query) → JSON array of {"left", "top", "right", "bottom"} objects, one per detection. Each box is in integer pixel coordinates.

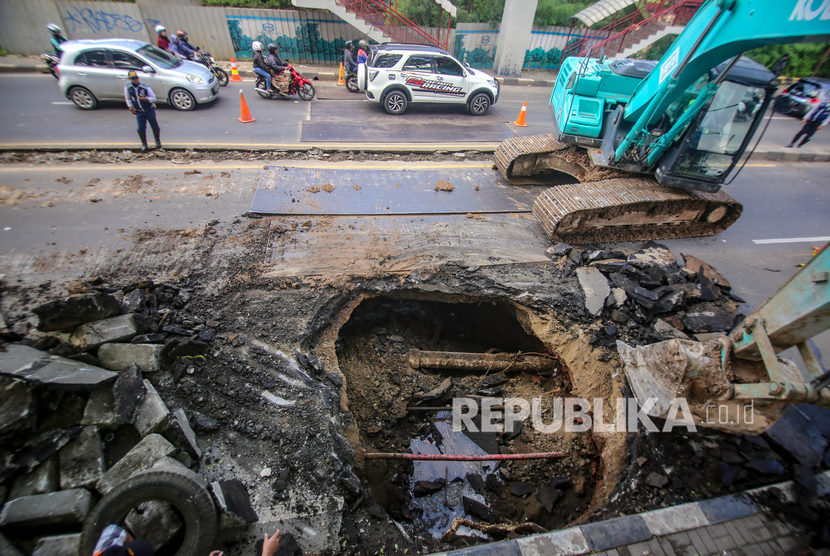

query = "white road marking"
[
  {"left": 51, "top": 101, "right": 73, "bottom": 105},
  {"left": 753, "top": 236, "right": 830, "bottom": 244}
]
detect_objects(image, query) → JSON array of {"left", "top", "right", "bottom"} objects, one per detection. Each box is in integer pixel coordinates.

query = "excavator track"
[{"left": 494, "top": 134, "right": 742, "bottom": 243}]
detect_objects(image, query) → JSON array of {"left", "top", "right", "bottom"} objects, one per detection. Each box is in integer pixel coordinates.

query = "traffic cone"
[
  {"left": 230, "top": 56, "right": 243, "bottom": 82},
  {"left": 338, "top": 62, "right": 345, "bottom": 85},
  {"left": 238, "top": 89, "right": 255, "bottom": 123},
  {"left": 513, "top": 101, "right": 528, "bottom": 127}
]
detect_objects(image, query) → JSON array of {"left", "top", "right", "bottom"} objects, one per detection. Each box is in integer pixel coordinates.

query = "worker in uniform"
[{"left": 124, "top": 71, "right": 162, "bottom": 152}]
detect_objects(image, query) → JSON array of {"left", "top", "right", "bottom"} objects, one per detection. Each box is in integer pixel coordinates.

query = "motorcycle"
[
  {"left": 344, "top": 67, "right": 359, "bottom": 93},
  {"left": 42, "top": 52, "right": 60, "bottom": 79},
  {"left": 194, "top": 51, "right": 229, "bottom": 87},
  {"left": 255, "top": 63, "right": 315, "bottom": 101}
]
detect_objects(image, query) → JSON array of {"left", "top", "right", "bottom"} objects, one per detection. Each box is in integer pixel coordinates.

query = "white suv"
[{"left": 357, "top": 44, "right": 499, "bottom": 116}]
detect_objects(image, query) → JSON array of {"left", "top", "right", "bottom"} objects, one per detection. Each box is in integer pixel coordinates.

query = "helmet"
[
  {"left": 47, "top": 23, "right": 61, "bottom": 34},
  {"left": 252, "top": 41, "right": 263, "bottom": 52},
  {"left": 358, "top": 39, "right": 368, "bottom": 49},
  {"left": 345, "top": 43, "right": 353, "bottom": 50},
  {"left": 267, "top": 42, "right": 278, "bottom": 54},
  {"left": 176, "top": 30, "right": 185, "bottom": 38},
  {"left": 155, "top": 25, "right": 166, "bottom": 34}
]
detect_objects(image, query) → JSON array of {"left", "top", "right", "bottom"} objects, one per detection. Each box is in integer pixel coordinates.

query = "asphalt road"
[{"left": 0, "top": 73, "right": 826, "bottom": 150}]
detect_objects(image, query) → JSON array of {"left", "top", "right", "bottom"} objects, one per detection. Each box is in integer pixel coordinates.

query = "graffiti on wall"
[
  {"left": 227, "top": 15, "right": 351, "bottom": 64},
  {"left": 62, "top": 6, "right": 145, "bottom": 34}
]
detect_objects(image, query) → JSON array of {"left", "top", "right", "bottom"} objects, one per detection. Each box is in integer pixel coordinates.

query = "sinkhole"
[{"left": 330, "top": 292, "right": 619, "bottom": 547}]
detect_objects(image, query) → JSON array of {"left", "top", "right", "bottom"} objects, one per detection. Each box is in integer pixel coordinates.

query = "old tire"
[
  {"left": 169, "top": 88, "right": 196, "bottom": 111},
  {"left": 78, "top": 469, "right": 217, "bottom": 556},
  {"left": 69, "top": 86, "right": 97, "bottom": 110},
  {"left": 215, "top": 68, "right": 229, "bottom": 87},
  {"left": 298, "top": 82, "right": 315, "bottom": 101},
  {"left": 383, "top": 90, "right": 407, "bottom": 115},
  {"left": 468, "top": 92, "right": 491, "bottom": 116}
]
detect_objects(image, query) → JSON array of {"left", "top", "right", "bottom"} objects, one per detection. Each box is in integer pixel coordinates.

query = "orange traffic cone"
[
  {"left": 238, "top": 89, "right": 255, "bottom": 123},
  {"left": 513, "top": 101, "right": 528, "bottom": 127},
  {"left": 338, "top": 62, "right": 345, "bottom": 85},
  {"left": 230, "top": 56, "right": 243, "bottom": 82}
]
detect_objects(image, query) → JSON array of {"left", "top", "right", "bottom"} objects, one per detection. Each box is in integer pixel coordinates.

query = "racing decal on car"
[{"left": 404, "top": 75, "right": 464, "bottom": 96}]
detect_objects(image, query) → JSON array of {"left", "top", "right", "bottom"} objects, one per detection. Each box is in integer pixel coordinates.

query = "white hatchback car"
[
  {"left": 357, "top": 44, "right": 499, "bottom": 115},
  {"left": 58, "top": 39, "right": 219, "bottom": 111}
]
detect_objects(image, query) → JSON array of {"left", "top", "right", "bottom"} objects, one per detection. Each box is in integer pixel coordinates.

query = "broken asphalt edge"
[{"left": 431, "top": 470, "right": 830, "bottom": 555}]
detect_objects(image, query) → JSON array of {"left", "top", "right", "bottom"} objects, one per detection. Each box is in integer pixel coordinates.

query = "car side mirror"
[{"left": 142, "top": 65, "right": 155, "bottom": 73}]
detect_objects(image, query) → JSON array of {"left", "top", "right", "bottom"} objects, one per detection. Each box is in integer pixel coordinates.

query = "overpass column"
[{"left": 493, "top": 0, "right": 538, "bottom": 77}]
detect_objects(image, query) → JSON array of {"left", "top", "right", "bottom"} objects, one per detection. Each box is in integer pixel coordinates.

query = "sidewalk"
[{"left": 434, "top": 471, "right": 829, "bottom": 556}]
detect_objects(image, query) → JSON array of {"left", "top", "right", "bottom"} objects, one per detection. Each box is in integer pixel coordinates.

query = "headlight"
[
  {"left": 488, "top": 80, "right": 498, "bottom": 88},
  {"left": 187, "top": 74, "right": 206, "bottom": 84}
]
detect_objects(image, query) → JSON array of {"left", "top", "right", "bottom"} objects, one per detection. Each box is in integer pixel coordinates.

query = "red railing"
[
  {"left": 337, "top": 0, "right": 451, "bottom": 50},
  {"left": 566, "top": 0, "right": 699, "bottom": 59},
  {"left": 576, "top": 0, "right": 702, "bottom": 59}
]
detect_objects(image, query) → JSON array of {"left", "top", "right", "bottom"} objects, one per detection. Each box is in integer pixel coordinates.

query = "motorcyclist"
[
  {"left": 155, "top": 25, "right": 172, "bottom": 54},
  {"left": 356, "top": 39, "right": 368, "bottom": 64},
  {"left": 252, "top": 41, "right": 275, "bottom": 94},
  {"left": 343, "top": 43, "right": 357, "bottom": 74},
  {"left": 179, "top": 31, "right": 200, "bottom": 57},
  {"left": 47, "top": 23, "right": 67, "bottom": 58},
  {"left": 266, "top": 43, "right": 289, "bottom": 96},
  {"left": 170, "top": 30, "right": 197, "bottom": 60}
]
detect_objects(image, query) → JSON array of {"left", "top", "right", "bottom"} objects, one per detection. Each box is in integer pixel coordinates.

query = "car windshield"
[{"left": 137, "top": 44, "right": 181, "bottom": 69}]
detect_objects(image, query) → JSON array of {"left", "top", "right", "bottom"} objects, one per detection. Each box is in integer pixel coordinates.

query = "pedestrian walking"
[
  {"left": 124, "top": 71, "right": 162, "bottom": 152},
  {"left": 787, "top": 94, "right": 830, "bottom": 147}
]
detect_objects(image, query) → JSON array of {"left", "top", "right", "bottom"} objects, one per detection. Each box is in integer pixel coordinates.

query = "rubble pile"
[
  {"left": 0, "top": 280, "right": 256, "bottom": 555},
  {"left": 549, "top": 243, "right": 744, "bottom": 345}
]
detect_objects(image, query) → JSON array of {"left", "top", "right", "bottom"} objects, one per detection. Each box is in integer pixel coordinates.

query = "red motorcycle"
[{"left": 254, "top": 63, "right": 315, "bottom": 101}]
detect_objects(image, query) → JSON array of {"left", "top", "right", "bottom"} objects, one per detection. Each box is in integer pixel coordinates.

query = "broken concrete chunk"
[
  {"left": 462, "top": 496, "right": 495, "bottom": 522},
  {"left": 33, "top": 293, "right": 121, "bottom": 332},
  {"left": 510, "top": 482, "right": 534, "bottom": 497},
  {"left": 611, "top": 287, "right": 627, "bottom": 308},
  {"left": 212, "top": 479, "right": 258, "bottom": 522},
  {"left": 59, "top": 426, "right": 104, "bottom": 490},
  {"left": 80, "top": 388, "right": 117, "bottom": 427},
  {"left": 629, "top": 286, "right": 660, "bottom": 309},
  {"left": 546, "top": 243, "right": 571, "bottom": 257},
  {"left": 165, "top": 409, "right": 201, "bottom": 459},
  {"left": 0, "top": 344, "right": 117, "bottom": 392},
  {"left": 653, "top": 319, "right": 690, "bottom": 340},
  {"left": 576, "top": 267, "right": 610, "bottom": 316},
  {"left": 32, "top": 533, "right": 81, "bottom": 556},
  {"left": 682, "top": 303, "right": 736, "bottom": 333},
  {"left": 134, "top": 380, "right": 170, "bottom": 437},
  {"left": 681, "top": 253, "right": 731, "bottom": 288},
  {"left": 764, "top": 405, "right": 828, "bottom": 469},
  {"left": 9, "top": 457, "right": 58, "bottom": 499},
  {"left": 0, "top": 378, "right": 36, "bottom": 439},
  {"left": 0, "top": 427, "right": 82, "bottom": 483},
  {"left": 744, "top": 458, "right": 786, "bottom": 476},
  {"left": 121, "top": 288, "right": 148, "bottom": 314},
  {"left": 96, "top": 434, "right": 176, "bottom": 494},
  {"left": 0, "top": 488, "right": 93, "bottom": 528},
  {"left": 417, "top": 377, "right": 452, "bottom": 402},
  {"left": 413, "top": 480, "right": 445, "bottom": 497},
  {"left": 112, "top": 365, "right": 146, "bottom": 425},
  {"left": 98, "top": 343, "right": 163, "bottom": 374},
  {"left": 536, "top": 486, "right": 562, "bottom": 513},
  {"left": 162, "top": 337, "right": 209, "bottom": 362},
  {"left": 627, "top": 247, "right": 678, "bottom": 269},
  {"left": 71, "top": 314, "right": 141, "bottom": 350},
  {"left": 124, "top": 500, "right": 183, "bottom": 550}
]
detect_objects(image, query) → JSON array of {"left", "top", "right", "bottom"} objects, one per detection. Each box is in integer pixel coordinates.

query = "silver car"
[{"left": 58, "top": 39, "right": 219, "bottom": 111}]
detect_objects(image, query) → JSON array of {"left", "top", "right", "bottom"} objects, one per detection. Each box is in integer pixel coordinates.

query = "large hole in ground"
[{"left": 335, "top": 295, "right": 601, "bottom": 546}]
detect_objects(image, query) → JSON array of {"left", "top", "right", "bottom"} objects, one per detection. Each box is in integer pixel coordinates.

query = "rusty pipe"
[
  {"left": 363, "top": 451, "right": 566, "bottom": 461},
  {"left": 407, "top": 349, "right": 556, "bottom": 373}
]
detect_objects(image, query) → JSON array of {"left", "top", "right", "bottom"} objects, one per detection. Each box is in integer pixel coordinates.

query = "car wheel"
[
  {"left": 468, "top": 92, "right": 491, "bottom": 116},
  {"left": 383, "top": 90, "right": 407, "bottom": 115},
  {"left": 169, "top": 87, "right": 196, "bottom": 111},
  {"left": 298, "top": 82, "right": 315, "bottom": 101},
  {"left": 69, "top": 86, "right": 97, "bottom": 110}
]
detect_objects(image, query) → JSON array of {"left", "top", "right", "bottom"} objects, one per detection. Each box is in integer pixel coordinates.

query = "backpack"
[{"left": 810, "top": 102, "right": 830, "bottom": 124}]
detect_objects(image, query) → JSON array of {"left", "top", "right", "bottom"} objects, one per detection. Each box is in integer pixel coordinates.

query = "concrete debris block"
[
  {"left": 131, "top": 333, "right": 166, "bottom": 344},
  {"left": 121, "top": 288, "right": 148, "bottom": 314},
  {"left": 795, "top": 404, "right": 830, "bottom": 443},
  {"left": 656, "top": 287, "right": 686, "bottom": 313},
  {"left": 546, "top": 243, "right": 571, "bottom": 257},
  {"left": 645, "top": 472, "right": 669, "bottom": 488},
  {"left": 0, "top": 531, "right": 24, "bottom": 556},
  {"left": 413, "top": 480, "right": 445, "bottom": 497},
  {"left": 211, "top": 479, "right": 258, "bottom": 522},
  {"left": 0, "top": 344, "right": 117, "bottom": 392},
  {"left": 653, "top": 319, "right": 689, "bottom": 340},
  {"left": 0, "top": 488, "right": 93, "bottom": 528},
  {"left": 32, "top": 533, "right": 81, "bottom": 556},
  {"left": 98, "top": 343, "right": 163, "bottom": 374},
  {"left": 463, "top": 495, "right": 495, "bottom": 522},
  {"left": 682, "top": 303, "right": 736, "bottom": 333},
  {"left": 764, "top": 405, "right": 828, "bottom": 469},
  {"left": 0, "top": 427, "right": 82, "bottom": 484},
  {"left": 510, "top": 482, "right": 534, "bottom": 497},
  {"left": 627, "top": 247, "right": 677, "bottom": 269},
  {"left": 112, "top": 365, "right": 146, "bottom": 425},
  {"left": 0, "top": 378, "right": 36, "bottom": 439},
  {"left": 59, "top": 426, "right": 104, "bottom": 490},
  {"left": 591, "top": 259, "right": 630, "bottom": 274},
  {"left": 536, "top": 486, "right": 562, "bottom": 513},
  {"left": 629, "top": 286, "right": 660, "bottom": 309},
  {"left": 124, "top": 500, "right": 183, "bottom": 550},
  {"left": 611, "top": 287, "right": 627, "bottom": 308},
  {"left": 744, "top": 458, "right": 786, "bottom": 476},
  {"left": 576, "top": 267, "right": 610, "bottom": 316},
  {"left": 162, "top": 337, "right": 209, "bottom": 361},
  {"left": 9, "top": 457, "right": 58, "bottom": 499},
  {"left": 681, "top": 253, "right": 731, "bottom": 288},
  {"left": 165, "top": 409, "right": 201, "bottom": 459},
  {"left": 189, "top": 412, "right": 220, "bottom": 433},
  {"left": 134, "top": 380, "right": 170, "bottom": 437},
  {"left": 80, "top": 388, "right": 117, "bottom": 427},
  {"left": 71, "top": 314, "right": 141, "bottom": 350},
  {"left": 96, "top": 434, "right": 176, "bottom": 495},
  {"left": 417, "top": 377, "right": 452, "bottom": 402},
  {"left": 32, "top": 293, "right": 121, "bottom": 332}
]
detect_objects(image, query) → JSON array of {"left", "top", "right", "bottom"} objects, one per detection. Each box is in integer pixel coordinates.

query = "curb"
[{"left": 432, "top": 471, "right": 830, "bottom": 555}]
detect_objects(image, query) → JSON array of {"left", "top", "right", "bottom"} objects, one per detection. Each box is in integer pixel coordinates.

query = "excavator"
[{"left": 494, "top": 0, "right": 830, "bottom": 243}]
